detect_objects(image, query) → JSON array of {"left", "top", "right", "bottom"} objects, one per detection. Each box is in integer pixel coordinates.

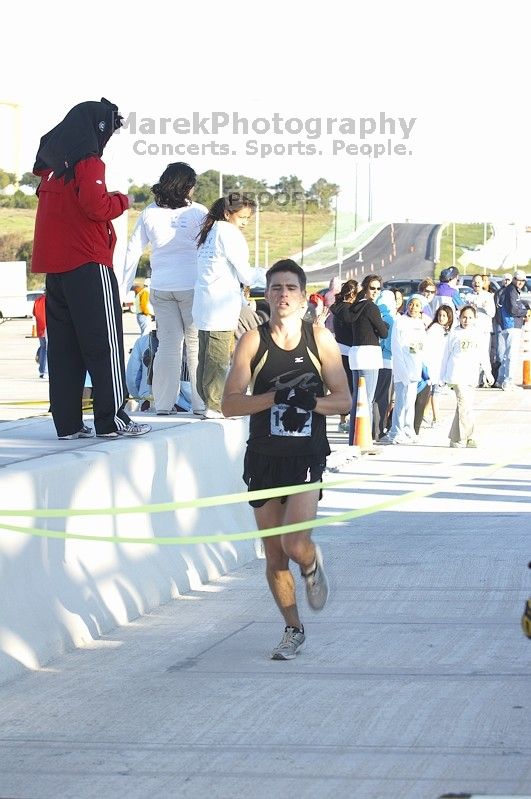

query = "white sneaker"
[
  {"left": 97, "top": 422, "right": 151, "bottom": 438},
  {"left": 203, "top": 408, "right": 224, "bottom": 419},
  {"left": 270, "top": 626, "right": 306, "bottom": 660},
  {"left": 58, "top": 424, "right": 95, "bottom": 440},
  {"left": 302, "top": 545, "right": 329, "bottom": 611}
]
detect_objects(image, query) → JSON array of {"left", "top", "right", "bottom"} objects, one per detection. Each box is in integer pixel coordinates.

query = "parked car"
[
  {"left": 382, "top": 278, "right": 422, "bottom": 303},
  {"left": 458, "top": 275, "right": 501, "bottom": 291}
]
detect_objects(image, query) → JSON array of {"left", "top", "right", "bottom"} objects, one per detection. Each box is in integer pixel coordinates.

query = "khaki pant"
[
  {"left": 150, "top": 288, "right": 203, "bottom": 413},
  {"left": 449, "top": 383, "right": 475, "bottom": 444},
  {"left": 197, "top": 330, "right": 234, "bottom": 413}
]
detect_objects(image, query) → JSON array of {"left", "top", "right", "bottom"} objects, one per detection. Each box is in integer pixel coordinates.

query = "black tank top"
[{"left": 247, "top": 321, "right": 330, "bottom": 457}]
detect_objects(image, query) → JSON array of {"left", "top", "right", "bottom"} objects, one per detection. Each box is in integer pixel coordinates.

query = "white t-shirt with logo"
[{"left": 123, "top": 201, "right": 207, "bottom": 292}]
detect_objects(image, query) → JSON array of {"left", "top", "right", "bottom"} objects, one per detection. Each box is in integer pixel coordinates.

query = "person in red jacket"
[{"left": 31, "top": 98, "right": 150, "bottom": 439}]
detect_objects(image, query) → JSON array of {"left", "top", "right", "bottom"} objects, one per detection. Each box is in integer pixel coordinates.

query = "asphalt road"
[{"left": 309, "top": 223, "right": 441, "bottom": 284}]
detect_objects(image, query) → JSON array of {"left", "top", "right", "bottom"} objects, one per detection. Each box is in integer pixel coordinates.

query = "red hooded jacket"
[{"left": 31, "top": 156, "right": 128, "bottom": 274}]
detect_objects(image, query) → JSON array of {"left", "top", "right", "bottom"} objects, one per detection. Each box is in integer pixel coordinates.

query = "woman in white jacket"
[
  {"left": 382, "top": 295, "right": 427, "bottom": 444},
  {"left": 440, "top": 304, "right": 494, "bottom": 448},
  {"left": 193, "top": 195, "right": 266, "bottom": 418},
  {"left": 122, "top": 162, "right": 207, "bottom": 415}
]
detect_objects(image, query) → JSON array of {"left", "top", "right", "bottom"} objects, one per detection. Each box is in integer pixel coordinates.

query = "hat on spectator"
[
  {"left": 407, "top": 293, "right": 429, "bottom": 307},
  {"left": 144, "top": 278, "right": 151, "bottom": 287},
  {"left": 503, "top": 272, "right": 512, "bottom": 280},
  {"left": 439, "top": 266, "right": 459, "bottom": 283},
  {"left": 514, "top": 269, "right": 526, "bottom": 280}
]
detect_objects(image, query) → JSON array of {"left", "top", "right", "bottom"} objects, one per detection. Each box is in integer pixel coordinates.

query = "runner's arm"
[{"left": 221, "top": 330, "right": 277, "bottom": 417}]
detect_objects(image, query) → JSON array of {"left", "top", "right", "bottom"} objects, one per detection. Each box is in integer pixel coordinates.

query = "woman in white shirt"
[
  {"left": 193, "top": 195, "right": 266, "bottom": 418},
  {"left": 123, "top": 162, "right": 207, "bottom": 415},
  {"left": 382, "top": 294, "right": 427, "bottom": 444},
  {"left": 441, "top": 304, "right": 494, "bottom": 448}
]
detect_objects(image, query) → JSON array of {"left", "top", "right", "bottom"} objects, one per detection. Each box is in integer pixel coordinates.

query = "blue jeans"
[
  {"left": 349, "top": 368, "right": 379, "bottom": 444},
  {"left": 498, "top": 328, "right": 522, "bottom": 385},
  {"left": 37, "top": 335, "right": 47, "bottom": 375},
  {"left": 389, "top": 381, "right": 418, "bottom": 441}
]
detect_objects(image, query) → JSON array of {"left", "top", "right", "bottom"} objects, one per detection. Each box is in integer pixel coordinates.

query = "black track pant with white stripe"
[{"left": 45, "top": 262, "right": 131, "bottom": 437}]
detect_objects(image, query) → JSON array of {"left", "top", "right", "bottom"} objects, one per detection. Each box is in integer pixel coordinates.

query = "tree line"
[{"left": 0, "top": 167, "right": 338, "bottom": 212}]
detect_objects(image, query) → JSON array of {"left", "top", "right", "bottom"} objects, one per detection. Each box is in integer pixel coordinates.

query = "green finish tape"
[
  {"left": 1, "top": 475, "right": 356, "bottom": 517},
  {"left": 0, "top": 454, "right": 523, "bottom": 546}
]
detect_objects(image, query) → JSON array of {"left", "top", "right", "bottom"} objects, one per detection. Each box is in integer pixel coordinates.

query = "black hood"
[
  {"left": 349, "top": 297, "right": 371, "bottom": 322},
  {"left": 34, "top": 97, "right": 123, "bottom": 183}
]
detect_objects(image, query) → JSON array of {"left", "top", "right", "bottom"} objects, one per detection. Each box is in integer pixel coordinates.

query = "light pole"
[
  {"left": 219, "top": 171, "right": 223, "bottom": 197},
  {"left": 337, "top": 247, "right": 344, "bottom": 283},
  {"left": 334, "top": 193, "right": 339, "bottom": 247},
  {"left": 354, "top": 162, "right": 358, "bottom": 231},
  {"left": 367, "top": 158, "right": 372, "bottom": 223},
  {"left": 254, "top": 198, "right": 260, "bottom": 267},
  {"left": 300, "top": 195, "right": 306, "bottom": 267}
]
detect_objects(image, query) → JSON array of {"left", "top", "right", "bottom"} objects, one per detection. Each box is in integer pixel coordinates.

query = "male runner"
[{"left": 222, "top": 259, "right": 351, "bottom": 660}]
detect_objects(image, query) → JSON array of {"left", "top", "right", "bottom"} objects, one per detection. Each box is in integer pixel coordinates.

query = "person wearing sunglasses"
[
  {"left": 418, "top": 278, "right": 437, "bottom": 325},
  {"left": 337, "top": 274, "right": 389, "bottom": 444}
]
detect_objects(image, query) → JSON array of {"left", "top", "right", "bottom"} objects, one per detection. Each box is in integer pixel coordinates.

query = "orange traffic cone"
[
  {"left": 31, "top": 324, "right": 37, "bottom": 338},
  {"left": 352, "top": 376, "right": 374, "bottom": 451},
  {"left": 522, "top": 320, "right": 531, "bottom": 389}
]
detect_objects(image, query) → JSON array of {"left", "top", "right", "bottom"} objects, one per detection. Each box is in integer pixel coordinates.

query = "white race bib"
[{"left": 270, "top": 404, "right": 312, "bottom": 437}]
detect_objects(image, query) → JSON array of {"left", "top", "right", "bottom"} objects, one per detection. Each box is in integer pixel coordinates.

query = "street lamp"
[
  {"left": 300, "top": 194, "right": 306, "bottom": 267},
  {"left": 254, "top": 198, "right": 260, "bottom": 267},
  {"left": 367, "top": 157, "right": 372, "bottom": 223},
  {"left": 354, "top": 162, "right": 358, "bottom": 231}
]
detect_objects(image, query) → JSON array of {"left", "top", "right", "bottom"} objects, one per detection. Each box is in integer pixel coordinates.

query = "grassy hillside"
[
  {"left": 438, "top": 223, "right": 494, "bottom": 272},
  {"left": 1, "top": 207, "right": 332, "bottom": 289}
]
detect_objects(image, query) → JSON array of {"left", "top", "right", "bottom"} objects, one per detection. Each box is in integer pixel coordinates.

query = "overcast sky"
[{"left": 1, "top": 0, "right": 530, "bottom": 223}]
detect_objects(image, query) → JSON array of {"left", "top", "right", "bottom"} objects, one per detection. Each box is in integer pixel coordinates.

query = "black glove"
[
  {"left": 281, "top": 406, "right": 310, "bottom": 433},
  {"left": 274, "top": 387, "right": 317, "bottom": 411},
  {"left": 274, "top": 387, "right": 291, "bottom": 405}
]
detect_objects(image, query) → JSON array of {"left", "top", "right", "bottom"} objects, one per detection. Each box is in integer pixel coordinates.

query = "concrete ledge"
[{"left": 0, "top": 417, "right": 257, "bottom": 686}]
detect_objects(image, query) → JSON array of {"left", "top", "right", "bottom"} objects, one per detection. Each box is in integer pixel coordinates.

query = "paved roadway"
[
  {"left": 308, "top": 223, "right": 440, "bottom": 285},
  {"left": 0, "top": 314, "right": 530, "bottom": 799}
]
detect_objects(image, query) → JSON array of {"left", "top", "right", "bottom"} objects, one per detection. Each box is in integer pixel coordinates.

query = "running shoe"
[
  {"left": 466, "top": 439, "right": 477, "bottom": 448},
  {"left": 97, "top": 422, "right": 151, "bottom": 438},
  {"left": 337, "top": 421, "right": 350, "bottom": 433},
  {"left": 58, "top": 424, "right": 95, "bottom": 440},
  {"left": 302, "top": 545, "right": 329, "bottom": 611},
  {"left": 270, "top": 626, "right": 306, "bottom": 660}
]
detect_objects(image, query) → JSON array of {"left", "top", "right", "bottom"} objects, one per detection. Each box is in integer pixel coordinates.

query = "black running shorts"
[{"left": 243, "top": 450, "right": 326, "bottom": 508}]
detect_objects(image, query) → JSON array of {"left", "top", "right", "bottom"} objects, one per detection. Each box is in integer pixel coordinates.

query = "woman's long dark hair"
[
  {"left": 196, "top": 193, "right": 256, "bottom": 247},
  {"left": 151, "top": 162, "right": 196, "bottom": 209},
  {"left": 335, "top": 279, "right": 358, "bottom": 303},
  {"left": 427, "top": 303, "right": 454, "bottom": 332}
]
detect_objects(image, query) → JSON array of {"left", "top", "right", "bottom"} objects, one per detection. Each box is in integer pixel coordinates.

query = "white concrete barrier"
[{"left": 0, "top": 418, "right": 257, "bottom": 686}]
